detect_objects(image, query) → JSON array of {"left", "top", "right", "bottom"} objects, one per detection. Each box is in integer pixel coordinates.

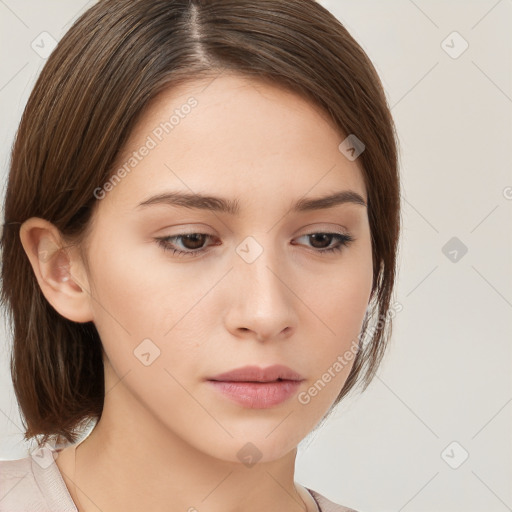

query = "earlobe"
[{"left": 19, "top": 218, "right": 94, "bottom": 324}]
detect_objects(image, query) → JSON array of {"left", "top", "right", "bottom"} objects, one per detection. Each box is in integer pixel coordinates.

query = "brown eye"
[
  {"left": 178, "top": 233, "right": 208, "bottom": 250},
  {"left": 292, "top": 232, "right": 354, "bottom": 255},
  {"left": 155, "top": 233, "right": 217, "bottom": 257},
  {"left": 308, "top": 233, "right": 334, "bottom": 249}
]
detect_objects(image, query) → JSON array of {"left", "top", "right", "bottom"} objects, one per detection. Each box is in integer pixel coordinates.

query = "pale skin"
[{"left": 20, "top": 73, "right": 373, "bottom": 512}]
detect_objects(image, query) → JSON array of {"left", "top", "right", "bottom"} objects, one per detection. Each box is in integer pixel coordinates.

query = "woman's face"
[{"left": 80, "top": 73, "right": 373, "bottom": 462}]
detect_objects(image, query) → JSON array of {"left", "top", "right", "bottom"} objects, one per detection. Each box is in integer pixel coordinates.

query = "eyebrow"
[{"left": 136, "top": 190, "right": 367, "bottom": 214}]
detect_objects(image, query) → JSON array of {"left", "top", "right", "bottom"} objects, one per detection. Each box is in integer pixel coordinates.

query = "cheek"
[
  {"left": 298, "top": 244, "right": 373, "bottom": 398},
  {"left": 86, "top": 232, "right": 207, "bottom": 334},
  {"left": 84, "top": 236, "right": 215, "bottom": 385},
  {"left": 307, "top": 242, "right": 373, "bottom": 335},
  {"left": 329, "top": 269, "right": 372, "bottom": 335}
]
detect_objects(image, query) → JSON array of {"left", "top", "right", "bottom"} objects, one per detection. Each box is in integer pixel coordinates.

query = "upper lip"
[{"left": 208, "top": 365, "right": 304, "bottom": 383}]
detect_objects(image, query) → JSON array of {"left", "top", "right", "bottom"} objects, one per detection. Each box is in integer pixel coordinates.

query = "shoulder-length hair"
[{"left": 1, "top": 0, "right": 400, "bottom": 448}]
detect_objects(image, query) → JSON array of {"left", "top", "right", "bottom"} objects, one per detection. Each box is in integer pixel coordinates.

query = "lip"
[
  {"left": 206, "top": 365, "right": 305, "bottom": 409},
  {"left": 208, "top": 364, "right": 304, "bottom": 383}
]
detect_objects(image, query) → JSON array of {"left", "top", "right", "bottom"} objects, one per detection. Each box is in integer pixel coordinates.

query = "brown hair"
[{"left": 0, "top": 0, "right": 400, "bottom": 448}]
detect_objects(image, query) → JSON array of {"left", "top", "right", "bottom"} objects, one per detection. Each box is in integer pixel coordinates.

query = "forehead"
[{"left": 103, "top": 73, "right": 367, "bottom": 210}]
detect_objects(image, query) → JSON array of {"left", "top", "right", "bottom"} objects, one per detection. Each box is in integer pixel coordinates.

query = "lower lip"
[{"left": 207, "top": 380, "right": 303, "bottom": 408}]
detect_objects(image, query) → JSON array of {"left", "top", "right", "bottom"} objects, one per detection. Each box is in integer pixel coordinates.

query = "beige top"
[{"left": 0, "top": 444, "right": 358, "bottom": 512}]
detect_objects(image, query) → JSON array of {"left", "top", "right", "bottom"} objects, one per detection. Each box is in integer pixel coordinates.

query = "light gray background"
[{"left": 0, "top": 1, "right": 511, "bottom": 511}]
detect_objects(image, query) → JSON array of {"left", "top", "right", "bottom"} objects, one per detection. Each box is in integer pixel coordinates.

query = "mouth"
[
  {"left": 206, "top": 365, "right": 305, "bottom": 408},
  {"left": 207, "top": 364, "right": 305, "bottom": 383}
]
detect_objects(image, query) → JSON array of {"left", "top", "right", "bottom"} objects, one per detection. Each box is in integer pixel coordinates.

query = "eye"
[
  {"left": 155, "top": 231, "right": 354, "bottom": 258},
  {"left": 292, "top": 232, "right": 354, "bottom": 255},
  {"left": 155, "top": 233, "right": 217, "bottom": 257}
]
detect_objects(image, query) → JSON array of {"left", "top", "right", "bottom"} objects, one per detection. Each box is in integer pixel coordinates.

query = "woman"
[{"left": 0, "top": 1, "right": 400, "bottom": 511}]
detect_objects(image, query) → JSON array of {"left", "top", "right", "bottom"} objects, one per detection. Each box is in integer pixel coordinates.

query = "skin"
[{"left": 20, "top": 73, "right": 373, "bottom": 512}]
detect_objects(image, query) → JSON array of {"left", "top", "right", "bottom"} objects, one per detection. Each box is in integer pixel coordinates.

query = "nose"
[{"left": 223, "top": 240, "right": 298, "bottom": 343}]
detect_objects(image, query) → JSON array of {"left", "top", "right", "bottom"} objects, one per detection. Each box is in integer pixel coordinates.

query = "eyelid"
[
  {"left": 154, "top": 221, "right": 353, "bottom": 242},
  {"left": 300, "top": 228, "right": 349, "bottom": 237},
  {"left": 297, "top": 222, "right": 350, "bottom": 235}
]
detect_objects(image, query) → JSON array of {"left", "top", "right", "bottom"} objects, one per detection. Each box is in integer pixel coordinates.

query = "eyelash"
[{"left": 155, "top": 232, "right": 354, "bottom": 258}]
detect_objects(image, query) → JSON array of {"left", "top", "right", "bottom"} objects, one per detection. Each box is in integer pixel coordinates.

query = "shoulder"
[
  {"left": 307, "top": 487, "right": 360, "bottom": 512},
  {"left": 0, "top": 445, "right": 77, "bottom": 512}
]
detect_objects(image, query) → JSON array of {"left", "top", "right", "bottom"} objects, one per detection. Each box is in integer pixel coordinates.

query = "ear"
[{"left": 19, "top": 217, "right": 94, "bottom": 323}]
